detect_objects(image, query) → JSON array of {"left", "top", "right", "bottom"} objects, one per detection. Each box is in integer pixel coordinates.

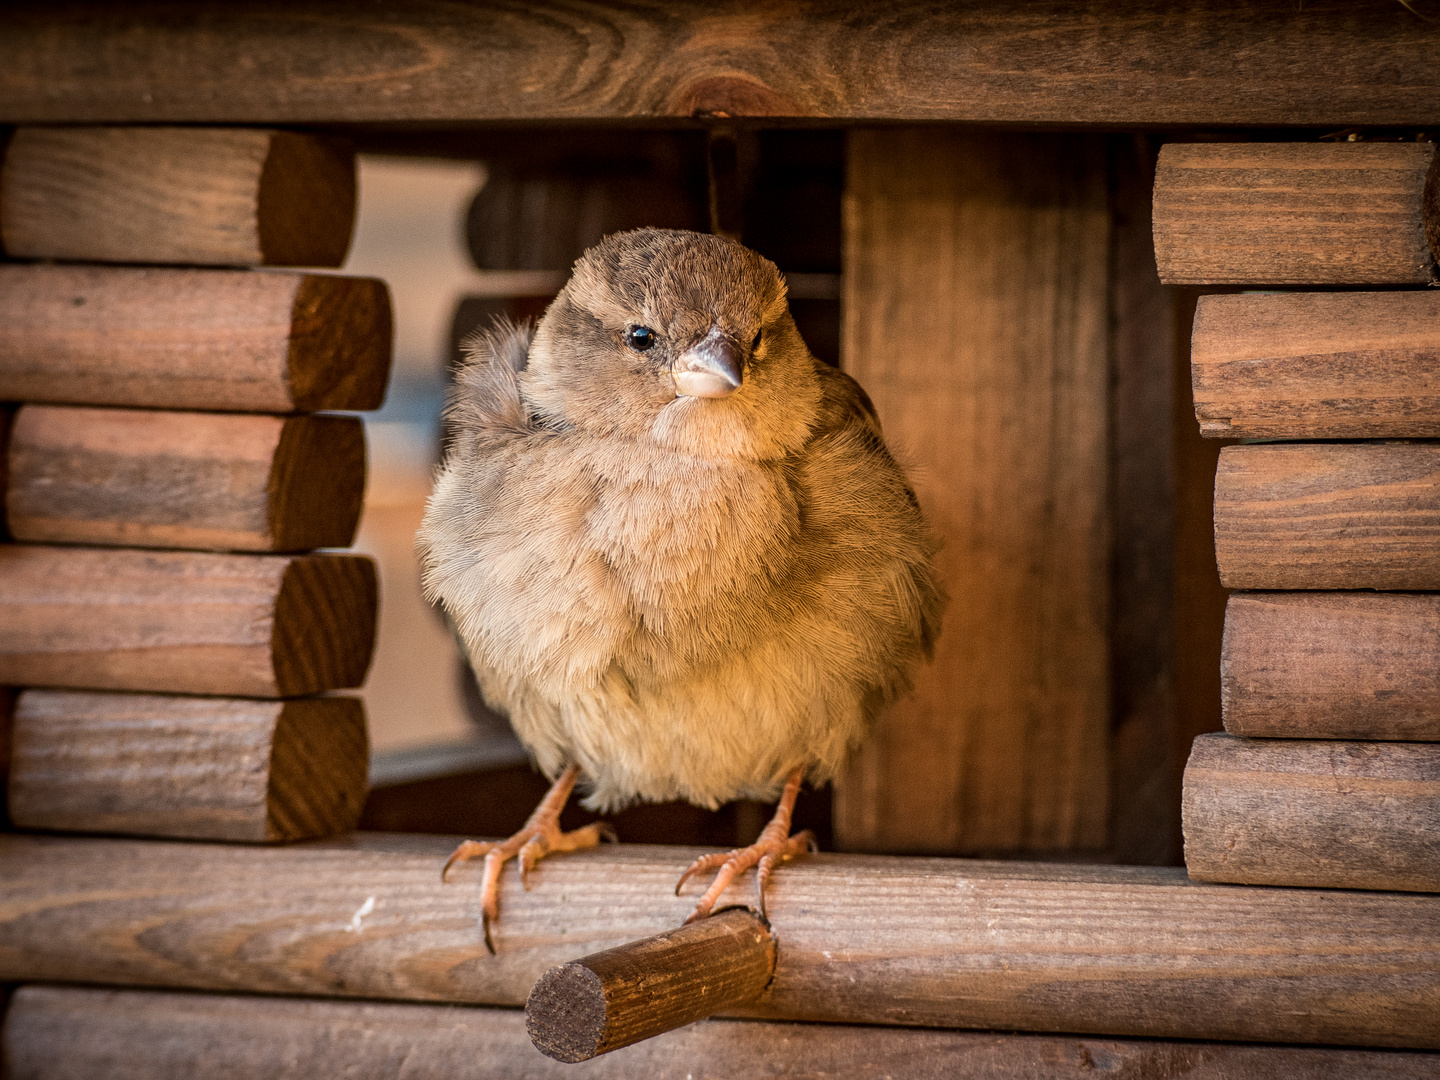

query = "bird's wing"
[
  {"left": 448, "top": 317, "right": 538, "bottom": 437},
  {"left": 810, "top": 360, "right": 885, "bottom": 441}
]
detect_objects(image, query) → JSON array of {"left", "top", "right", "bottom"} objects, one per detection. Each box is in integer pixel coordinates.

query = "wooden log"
[
  {"left": 1222, "top": 592, "right": 1440, "bottom": 741},
  {"left": 526, "top": 908, "right": 775, "bottom": 1062},
  {"left": 0, "top": 546, "right": 376, "bottom": 697},
  {"left": 0, "top": 265, "right": 391, "bottom": 413},
  {"left": 1214, "top": 441, "right": 1440, "bottom": 590},
  {"left": 0, "top": 126, "right": 355, "bottom": 267},
  {"left": 7, "top": 987, "right": 1440, "bottom": 1080},
  {"left": 1192, "top": 291, "right": 1440, "bottom": 439},
  {"left": 0, "top": 686, "right": 13, "bottom": 829},
  {"left": 7, "top": 690, "right": 368, "bottom": 842},
  {"left": 0, "top": 834, "right": 1437, "bottom": 1049},
  {"left": 1183, "top": 732, "right": 1440, "bottom": 893},
  {"left": 6, "top": 405, "right": 365, "bottom": 552},
  {"left": 1153, "top": 142, "right": 1439, "bottom": 285}
]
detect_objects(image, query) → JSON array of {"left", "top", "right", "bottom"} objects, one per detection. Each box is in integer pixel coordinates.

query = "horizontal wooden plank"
[
  {"left": 0, "top": 126, "right": 354, "bottom": 266},
  {"left": 2, "top": 2, "right": 1440, "bottom": 125},
  {"left": 0, "top": 833, "right": 1436, "bottom": 1048},
  {"left": 1183, "top": 732, "right": 1440, "bottom": 892},
  {"left": 1222, "top": 592, "right": 1440, "bottom": 740},
  {"left": 0, "top": 265, "right": 391, "bottom": 413},
  {"left": 0, "top": 546, "right": 376, "bottom": 696},
  {"left": 7, "top": 405, "right": 365, "bottom": 552},
  {"left": 7, "top": 987, "right": 1440, "bottom": 1080},
  {"left": 1214, "top": 442, "right": 1440, "bottom": 590},
  {"left": 8, "top": 690, "right": 368, "bottom": 842},
  {"left": 1154, "top": 142, "right": 1439, "bottom": 285},
  {"left": 1192, "top": 291, "right": 1440, "bottom": 439}
]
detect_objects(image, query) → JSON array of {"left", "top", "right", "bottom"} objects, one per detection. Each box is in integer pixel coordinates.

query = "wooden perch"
[
  {"left": 0, "top": 265, "right": 391, "bottom": 413},
  {"left": 526, "top": 908, "right": 775, "bottom": 1062},
  {"left": 8, "top": 690, "right": 367, "bottom": 843},
  {"left": 1223, "top": 591, "right": 1440, "bottom": 741},
  {"left": 6, "top": 405, "right": 365, "bottom": 552},
  {"left": 0, "top": 833, "right": 1436, "bottom": 1049},
  {"left": 1191, "top": 291, "right": 1440, "bottom": 439},
  {"left": 1214, "top": 442, "right": 1440, "bottom": 590},
  {"left": 6, "top": 986, "right": 1439, "bottom": 1080},
  {"left": 0, "top": 546, "right": 376, "bottom": 697},
  {"left": 1183, "top": 733, "right": 1440, "bottom": 893},
  {"left": 0, "top": 127, "right": 355, "bottom": 266},
  {"left": 1153, "top": 142, "right": 1439, "bottom": 285}
]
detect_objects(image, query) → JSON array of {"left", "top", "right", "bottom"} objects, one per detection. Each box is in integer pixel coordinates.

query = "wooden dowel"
[
  {"left": 0, "top": 126, "right": 355, "bottom": 267},
  {"left": 0, "top": 833, "right": 1436, "bottom": 1049},
  {"left": 7, "top": 986, "right": 1439, "bottom": 1080},
  {"left": 526, "top": 908, "right": 775, "bottom": 1062},
  {"left": 1223, "top": 592, "right": 1440, "bottom": 741},
  {"left": 0, "top": 264, "right": 391, "bottom": 413},
  {"left": 1215, "top": 442, "right": 1440, "bottom": 590},
  {"left": 1153, "top": 141, "right": 1439, "bottom": 285},
  {"left": 0, "top": 545, "right": 376, "bottom": 697},
  {"left": 8, "top": 690, "right": 368, "bottom": 843},
  {"left": 1183, "top": 732, "right": 1440, "bottom": 893},
  {"left": 6, "top": 405, "right": 365, "bottom": 552},
  {"left": 0, "top": 686, "right": 13, "bottom": 829},
  {"left": 1192, "top": 291, "right": 1440, "bottom": 439}
]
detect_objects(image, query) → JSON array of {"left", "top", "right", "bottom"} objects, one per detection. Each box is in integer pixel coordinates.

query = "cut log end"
[{"left": 525, "top": 963, "right": 610, "bottom": 1063}]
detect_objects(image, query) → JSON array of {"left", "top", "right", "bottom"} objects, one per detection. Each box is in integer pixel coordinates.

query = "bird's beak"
[{"left": 672, "top": 330, "right": 744, "bottom": 399}]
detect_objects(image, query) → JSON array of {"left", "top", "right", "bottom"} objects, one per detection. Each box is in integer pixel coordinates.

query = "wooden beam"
[
  {"left": 2, "top": 3, "right": 1440, "bottom": 125},
  {"left": 1153, "top": 142, "right": 1439, "bottom": 285},
  {"left": 1192, "top": 292, "right": 1440, "bottom": 439},
  {"left": 0, "top": 546, "right": 376, "bottom": 697},
  {"left": 8, "top": 690, "right": 368, "bottom": 843},
  {"left": 1214, "top": 442, "right": 1440, "bottom": 590},
  {"left": 0, "top": 265, "right": 392, "bottom": 413},
  {"left": 0, "top": 127, "right": 355, "bottom": 266},
  {"left": 1, "top": 833, "right": 1437, "bottom": 1048}
]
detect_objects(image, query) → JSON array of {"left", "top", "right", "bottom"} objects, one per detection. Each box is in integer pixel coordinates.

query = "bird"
[{"left": 418, "top": 227, "right": 942, "bottom": 952}]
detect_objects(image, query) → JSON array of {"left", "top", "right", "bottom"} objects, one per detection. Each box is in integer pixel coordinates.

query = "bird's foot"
[
  {"left": 674, "top": 767, "right": 816, "bottom": 923},
  {"left": 440, "top": 763, "right": 615, "bottom": 954}
]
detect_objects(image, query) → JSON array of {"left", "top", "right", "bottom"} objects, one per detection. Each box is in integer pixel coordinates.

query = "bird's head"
[{"left": 522, "top": 228, "right": 823, "bottom": 460}]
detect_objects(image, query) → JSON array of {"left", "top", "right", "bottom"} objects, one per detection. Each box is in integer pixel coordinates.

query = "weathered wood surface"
[
  {"left": 1, "top": 834, "right": 1437, "bottom": 1048},
  {"left": 1183, "top": 732, "right": 1440, "bottom": 893},
  {"left": 7, "top": 987, "right": 1440, "bottom": 1080},
  {"left": 0, "top": 546, "right": 376, "bottom": 697},
  {"left": 526, "top": 908, "right": 775, "bottom": 1062},
  {"left": 6, "top": 405, "right": 365, "bottom": 552},
  {"left": 8, "top": 690, "right": 368, "bottom": 842},
  {"left": 1192, "top": 291, "right": 1440, "bottom": 439},
  {"left": 0, "top": 126, "right": 354, "bottom": 266},
  {"left": 0, "top": 265, "right": 391, "bottom": 413},
  {"left": 0, "top": 687, "right": 13, "bottom": 829},
  {"left": 1214, "top": 442, "right": 1440, "bottom": 590},
  {"left": 1222, "top": 592, "right": 1440, "bottom": 741},
  {"left": 1154, "top": 142, "right": 1439, "bottom": 285},
  {"left": 3, "top": 2, "right": 1440, "bottom": 125},
  {"left": 836, "top": 129, "right": 1110, "bottom": 856}
]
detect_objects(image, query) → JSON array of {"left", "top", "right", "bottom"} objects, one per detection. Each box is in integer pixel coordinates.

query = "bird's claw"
[{"left": 677, "top": 827, "right": 817, "bottom": 924}]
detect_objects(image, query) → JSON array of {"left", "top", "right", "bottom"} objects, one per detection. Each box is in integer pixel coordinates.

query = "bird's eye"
[
  {"left": 626, "top": 326, "right": 657, "bottom": 352},
  {"left": 752, "top": 330, "right": 762, "bottom": 351}
]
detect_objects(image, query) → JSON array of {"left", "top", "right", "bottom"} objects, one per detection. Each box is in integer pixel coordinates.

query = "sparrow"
[{"left": 418, "top": 228, "right": 941, "bottom": 951}]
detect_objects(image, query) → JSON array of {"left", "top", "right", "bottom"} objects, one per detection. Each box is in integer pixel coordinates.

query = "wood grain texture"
[
  {"left": 2, "top": 2, "right": 1440, "bottom": 125},
  {"left": 1183, "top": 732, "right": 1440, "bottom": 892},
  {"left": 1215, "top": 442, "right": 1440, "bottom": 590},
  {"left": 7, "top": 690, "right": 367, "bottom": 842},
  {"left": 836, "top": 129, "right": 1110, "bottom": 855},
  {"left": 0, "top": 546, "right": 376, "bottom": 697},
  {"left": 6, "top": 405, "right": 365, "bottom": 552},
  {"left": 0, "top": 265, "right": 391, "bottom": 412},
  {"left": 1154, "top": 142, "right": 1439, "bottom": 285},
  {"left": 7, "top": 987, "right": 1440, "bottom": 1080},
  {"left": 526, "top": 908, "right": 775, "bottom": 1062},
  {"left": 2, "top": 834, "right": 1437, "bottom": 1049},
  {"left": 1192, "top": 291, "right": 1440, "bottom": 439},
  {"left": 0, "top": 126, "right": 354, "bottom": 266},
  {"left": 0, "top": 687, "right": 12, "bottom": 829},
  {"left": 1223, "top": 592, "right": 1440, "bottom": 740}
]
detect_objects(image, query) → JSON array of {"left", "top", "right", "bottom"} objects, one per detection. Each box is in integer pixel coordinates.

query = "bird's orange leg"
[
  {"left": 441, "top": 763, "right": 615, "bottom": 953},
  {"left": 675, "top": 767, "right": 817, "bottom": 924}
]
